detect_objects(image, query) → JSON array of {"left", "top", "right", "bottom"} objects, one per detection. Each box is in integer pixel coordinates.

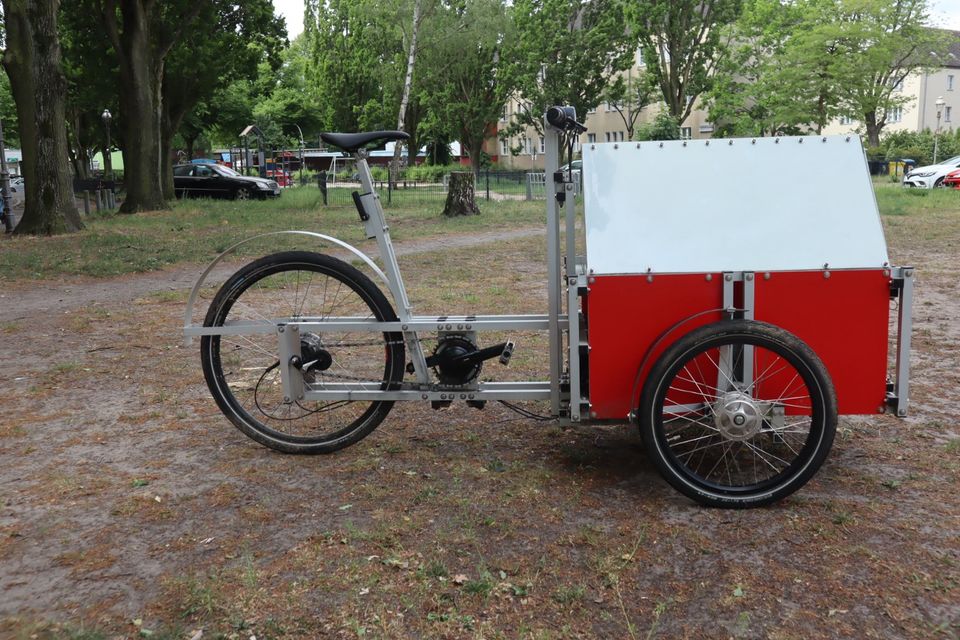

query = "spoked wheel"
[
  {"left": 200, "top": 251, "right": 405, "bottom": 453},
  {"left": 234, "top": 187, "right": 251, "bottom": 200},
  {"left": 639, "top": 320, "right": 837, "bottom": 508}
]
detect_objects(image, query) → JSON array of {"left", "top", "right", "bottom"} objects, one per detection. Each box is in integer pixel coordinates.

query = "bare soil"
[{"left": 0, "top": 217, "right": 957, "bottom": 640}]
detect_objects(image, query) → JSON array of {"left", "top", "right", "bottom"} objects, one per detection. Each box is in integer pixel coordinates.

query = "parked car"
[
  {"left": 902, "top": 155, "right": 960, "bottom": 188},
  {"left": 943, "top": 168, "right": 960, "bottom": 189},
  {"left": 173, "top": 163, "right": 280, "bottom": 200}
]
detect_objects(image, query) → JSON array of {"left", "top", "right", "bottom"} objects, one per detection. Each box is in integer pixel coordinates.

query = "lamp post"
[
  {"left": 101, "top": 109, "right": 114, "bottom": 208},
  {"left": 934, "top": 96, "right": 945, "bottom": 165},
  {"left": 293, "top": 123, "right": 305, "bottom": 186},
  {"left": 0, "top": 119, "right": 12, "bottom": 232}
]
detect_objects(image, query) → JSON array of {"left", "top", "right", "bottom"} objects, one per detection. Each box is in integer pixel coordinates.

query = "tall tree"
[
  {"left": 602, "top": 69, "right": 656, "bottom": 140},
  {"left": 159, "top": 0, "right": 285, "bottom": 198},
  {"left": 705, "top": 0, "right": 839, "bottom": 136},
  {"left": 61, "top": 1, "right": 120, "bottom": 179},
  {"left": 503, "top": 0, "right": 634, "bottom": 136},
  {"left": 1, "top": 0, "right": 83, "bottom": 234},
  {"left": 627, "top": 0, "right": 743, "bottom": 124},
  {"left": 305, "top": 0, "right": 405, "bottom": 133},
  {"left": 419, "top": 0, "right": 515, "bottom": 173},
  {"left": 831, "top": 0, "right": 945, "bottom": 146},
  {"left": 97, "top": 0, "right": 203, "bottom": 213}
]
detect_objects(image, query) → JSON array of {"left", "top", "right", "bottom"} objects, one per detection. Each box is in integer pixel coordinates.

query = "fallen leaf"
[
  {"left": 359, "top": 587, "right": 370, "bottom": 595},
  {"left": 338, "top": 504, "right": 352, "bottom": 511},
  {"left": 453, "top": 574, "right": 468, "bottom": 585}
]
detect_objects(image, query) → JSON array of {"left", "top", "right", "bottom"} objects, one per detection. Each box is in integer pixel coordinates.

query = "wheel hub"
[
  {"left": 300, "top": 332, "right": 332, "bottom": 379},
  {"left": 713, "top": 391, "right": 763, "bottom": 441}
]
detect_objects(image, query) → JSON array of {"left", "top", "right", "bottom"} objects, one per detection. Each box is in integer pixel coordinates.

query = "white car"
[{"left": 903, "top": 155, "right": 960, "bottom": 188}]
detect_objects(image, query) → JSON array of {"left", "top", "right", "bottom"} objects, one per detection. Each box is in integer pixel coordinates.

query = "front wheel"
[
  {"left": 234, "top": 187, "right": 251, "bottom": 200},
  {"left": 638, "top": 320, "right": 837, "bottom": 508},
  {"left": 200, "top": 251, "right": 405, "bottom": 453}
]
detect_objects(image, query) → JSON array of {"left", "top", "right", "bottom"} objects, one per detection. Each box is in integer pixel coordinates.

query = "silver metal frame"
[
  {"left": 184, "top": 114, "right": 581, "bottom": 419},
  {"left": 887, "top": 266, "right": 914, "bottom": 416},
  {"left": 183, "top": 111, "right": 914, "bottom": 422}
]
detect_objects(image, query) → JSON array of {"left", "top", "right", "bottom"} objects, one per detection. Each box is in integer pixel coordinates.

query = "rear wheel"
[
  {"left": 639, "top": 320, "right": 837, "bottom": 508},
  {"left": 201, "top": 251, "right": 405, "bottom": 453}
]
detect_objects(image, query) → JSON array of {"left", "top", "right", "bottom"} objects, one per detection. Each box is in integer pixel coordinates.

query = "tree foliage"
[
  {"left": 628, "top": 0, "right": 743, "bottom": 123},
  {"left": 418, "top": 0, "right": 515, "bottom": 173},
  {"left": 705, "top": 0, "right": 947, "bottom": 142},
  {"left": 502, "top": 0, "right": 634, "bottom": 136}
]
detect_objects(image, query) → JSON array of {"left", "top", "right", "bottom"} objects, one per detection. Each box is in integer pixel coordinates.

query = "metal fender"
[
  {"left": 182, "top": 230, "right": 390, "bottom": 346},
  {"left": 627, "top": 308, "right": 731, "bottom": 423}
]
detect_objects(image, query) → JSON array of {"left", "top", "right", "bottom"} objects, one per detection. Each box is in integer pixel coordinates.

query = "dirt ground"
[{"left": 0, "top": 211, "right": 958, "bottom": 639}]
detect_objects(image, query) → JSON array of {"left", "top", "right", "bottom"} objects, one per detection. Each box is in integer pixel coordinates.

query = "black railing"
[{"left": 318, "top": 170, "right": 537, "bottom": 207}]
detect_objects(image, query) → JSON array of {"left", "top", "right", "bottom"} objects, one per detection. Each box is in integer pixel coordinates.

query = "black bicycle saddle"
[{"left": 321, "top": 130, "right": 410, "bottom": 152}]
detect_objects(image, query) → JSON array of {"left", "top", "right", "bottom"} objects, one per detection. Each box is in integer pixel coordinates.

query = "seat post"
[{"left": 355, "top": 152, "right": 429, "bottom": 383}]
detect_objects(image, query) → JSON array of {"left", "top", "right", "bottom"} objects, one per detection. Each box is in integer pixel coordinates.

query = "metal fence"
[{"left": 317, "top": 170, "right": 552, "bottom": 207}]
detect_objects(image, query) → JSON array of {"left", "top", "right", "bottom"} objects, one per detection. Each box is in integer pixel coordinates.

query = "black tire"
[
  {"left": 234, "top": 187, "right": 251, "bottom": 200},
  {"left": 638, "top": 320, "right": 837, "bottom": 508},
  {"left": 200, "top": 251, "right": 405, "bottom": 453},
  {"left": 934, "top": 177, "right": 945, "bottom": 188}
]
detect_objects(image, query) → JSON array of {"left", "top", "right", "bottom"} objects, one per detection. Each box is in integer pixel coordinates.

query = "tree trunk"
[
  {"left": 113, "top": 11, "right": 165, "bottom": 213},
  {"left": 391, "top": 0, "right": 422, "bottom": 182},
  {"left": 2, "top": 0, "right": 83, "bottom": 235},
  {"left": 864, "top": 112, "right": 882, "bottom": 148},
  {"left": 101, "top": 0, "right": 200, "bottom": 213},
  {"left": 442, "top": 172, "right": 479, "bottom": 217}
]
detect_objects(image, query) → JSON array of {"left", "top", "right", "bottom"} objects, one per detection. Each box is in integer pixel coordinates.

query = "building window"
[
  {"left": 887, "top": 105, "right": 902, "bottom": 123},
  {"left": 501, "top": 138, "right": 509, "bottom": 155},
  {"left": 892, "top": 78, "right": 904, "bottom": 92},
  {"left": 587, "top": 106, "right": 597, "bottom": 114},
  {"left": 539, "top": 136, "right": 545, "bottom": 153},
  {"left": 618, "top": 131, "right": 625, "bottom": 141},
  {"left": 587, "top": 133, "right": 596, "bottom": 144},
  {"left": 605, "top": 132, "right": 612, "bottom": 142},
  {"left": 605, "top": 102, "right": 616, "bottom": 112},
  {"left": 680, "top": 127, "right": 692, "bottom": 140},
  {"left": 839, "top": 114, "right": 852, "bottom": 125},
  {"left": 946, "top": 106, "right": 953, "bottom": 122},
  {"left": 950, "top": 75, "right": 955, "bottom": 91}
]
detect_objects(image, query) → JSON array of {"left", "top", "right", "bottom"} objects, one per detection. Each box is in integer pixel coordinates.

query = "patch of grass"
[
  {"left": 0, "top": 187, "right": 543, "bottom": 281},
  {"left": 552, "top": 584, "right": 586, "bottom": 604},
  {"left": 463, "top": 569, "right": 495, "bottom": 597}
]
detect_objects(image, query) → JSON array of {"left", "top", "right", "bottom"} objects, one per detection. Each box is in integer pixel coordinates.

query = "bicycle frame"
[{"left": 184, "top": 114, "right": 585, "bottom": 422}]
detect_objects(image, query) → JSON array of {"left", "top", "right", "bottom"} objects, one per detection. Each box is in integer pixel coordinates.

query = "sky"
[
  {"left": 270, "top": 0, "right": 960, "bottom": 41},
  {"left": 271, "top": 0, "right": 305, "bottom": 40},
  {"left": 930, "top": 0, "right": 960, "bottom": 29}
]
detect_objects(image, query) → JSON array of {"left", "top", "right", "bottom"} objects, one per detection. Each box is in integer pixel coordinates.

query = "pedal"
[{"left": 499, "top": 341, "right": 515, "bottom": 365}]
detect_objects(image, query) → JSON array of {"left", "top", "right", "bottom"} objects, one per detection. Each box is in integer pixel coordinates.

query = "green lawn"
[{"left": 0, "top": 187, "right": 543, "bottom": 281}]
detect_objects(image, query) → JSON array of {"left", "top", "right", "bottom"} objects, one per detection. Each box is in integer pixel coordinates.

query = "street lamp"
[
  {"left": 101, "top": 109, "right": 112, "bottom": 179},
  {"left": 101, "top": 108, "right": 114, "bottom": 209},
  {"left": 934, "top": 96, "right": 945, "bottom": 164},
  {"left": 292, "top": 123, "right": 305, "bottom": 185}
]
